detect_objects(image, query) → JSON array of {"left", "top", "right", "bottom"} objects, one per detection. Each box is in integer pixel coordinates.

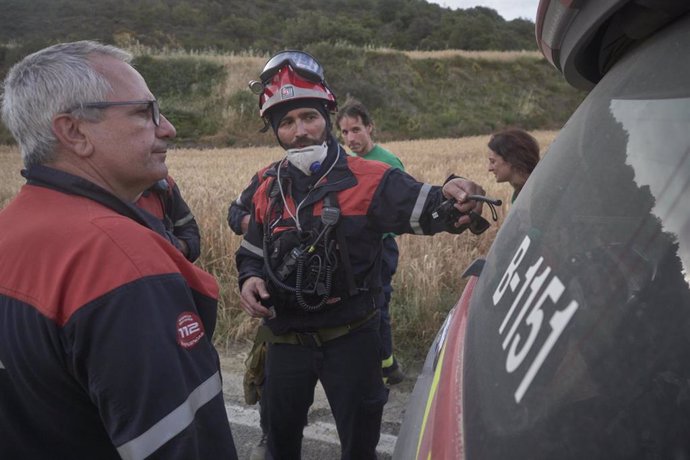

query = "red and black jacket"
[
  {"left": 137, "top": 176, "right": 201, "bottom": 262},
  {"left": 236, "top": 137, "right": 457, "bottom": 335},
  {"left": 0, "top": 166, "right": 236, "bottom": 459}
]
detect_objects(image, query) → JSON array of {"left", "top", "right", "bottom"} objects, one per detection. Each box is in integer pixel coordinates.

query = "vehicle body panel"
[
  {"left": 396, "top": 10, "right": 690, "bottom": 460},
  {"left": 394, "top": 274, "right": 477, "bottom": 460}
]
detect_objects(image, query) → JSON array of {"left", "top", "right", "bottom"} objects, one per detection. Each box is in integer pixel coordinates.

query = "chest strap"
[{"left": 323, "top": 192, "right": 359, "bottom": 297}]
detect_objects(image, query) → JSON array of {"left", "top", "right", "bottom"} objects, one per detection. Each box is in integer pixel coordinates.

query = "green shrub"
[
  {"left": 133, "top": 56, "right": 225, "bottom": 98},
  {"left": 132, "top": 56, "right": 226, "bottom": 142}
]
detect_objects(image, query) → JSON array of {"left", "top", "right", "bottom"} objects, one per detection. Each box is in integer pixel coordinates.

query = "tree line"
[{"left": 1, "top": 0, "right": 536, "bottom": 53}]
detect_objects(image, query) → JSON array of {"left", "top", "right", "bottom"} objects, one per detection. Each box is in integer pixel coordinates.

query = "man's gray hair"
[{"left": 1, "top": 41, "right": 132, "bottom": 167}]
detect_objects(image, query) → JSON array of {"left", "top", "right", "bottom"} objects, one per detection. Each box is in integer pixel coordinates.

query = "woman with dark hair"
[{"left": 487, "top": 128, "right": 540, "bottom": 202}]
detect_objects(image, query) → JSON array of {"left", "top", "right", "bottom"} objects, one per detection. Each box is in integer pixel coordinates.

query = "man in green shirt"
[{"left": 336, "top": 98, "right": 405, "bottom": 385}]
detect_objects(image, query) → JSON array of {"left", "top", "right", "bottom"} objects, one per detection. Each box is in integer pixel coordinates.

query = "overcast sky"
[{"left": 427, "top": 0, "right": 540, "bottom": 21}]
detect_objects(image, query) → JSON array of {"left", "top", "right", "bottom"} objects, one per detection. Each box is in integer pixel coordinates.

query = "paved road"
[{"left": 220, "top": 342, "right": 416, "bottom": 459}]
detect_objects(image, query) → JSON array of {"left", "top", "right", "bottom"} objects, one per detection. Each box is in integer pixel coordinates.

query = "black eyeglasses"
[
  {"left": 69, "top": 99, "right": 160, "bottom": 126},
  {"left": 260, "top": 50, "right": 325, "bottom": 85}
]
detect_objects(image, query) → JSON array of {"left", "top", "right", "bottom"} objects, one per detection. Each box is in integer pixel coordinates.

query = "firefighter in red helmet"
[{"left": 235, "top": 50, "right": 492, "bottom": 459}]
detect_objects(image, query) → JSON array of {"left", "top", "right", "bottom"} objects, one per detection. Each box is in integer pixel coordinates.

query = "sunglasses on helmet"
[{"left": 259, "top": 50, "right": 325, "bottom": 85}]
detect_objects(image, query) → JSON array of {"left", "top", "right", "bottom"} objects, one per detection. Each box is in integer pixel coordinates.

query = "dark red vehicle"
[{"left": 394, "top": 2, "right": 690, "bottom": 459}]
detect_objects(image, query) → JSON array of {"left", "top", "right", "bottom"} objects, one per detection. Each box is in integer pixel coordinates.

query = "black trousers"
[
  {"left": 264, "top": 315, "right": 388, "bottom": 459},
  {"left": 379, "top": 236, "right": 399, "bottom": 360}
]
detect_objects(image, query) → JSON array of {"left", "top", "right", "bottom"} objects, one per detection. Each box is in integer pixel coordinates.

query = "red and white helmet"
[{"left": 250, "top": 50, "right": 337, "bottom": 119}]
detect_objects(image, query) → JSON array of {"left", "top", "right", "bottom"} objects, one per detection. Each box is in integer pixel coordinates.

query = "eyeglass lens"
[
  {"left": 150, "top": 100, "right": 160, "bottom": 127},
  {"left": 73, "top": 100, "right": 160, "bottom": 127}
]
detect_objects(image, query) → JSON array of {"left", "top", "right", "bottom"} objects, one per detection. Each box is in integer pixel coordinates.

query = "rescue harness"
[{"left": 261, "top": 154, "right": 364, "bottom": 313}]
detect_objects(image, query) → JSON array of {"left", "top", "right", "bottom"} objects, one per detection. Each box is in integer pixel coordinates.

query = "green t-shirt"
[{"left": 359, "top": 144, "right": 405, "bottom": 172}]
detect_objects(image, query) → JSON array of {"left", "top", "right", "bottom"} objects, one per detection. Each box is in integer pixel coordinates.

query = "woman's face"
[{"left": 488, "top": 150, "right": 513, "bottom": 183}]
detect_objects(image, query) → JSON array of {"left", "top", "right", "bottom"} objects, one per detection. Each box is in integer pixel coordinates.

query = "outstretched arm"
[{"left": 441, "top": 177, "right": 486, "bottom": 228}]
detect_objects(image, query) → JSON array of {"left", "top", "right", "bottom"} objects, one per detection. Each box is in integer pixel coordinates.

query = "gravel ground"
[{"left": 219, "top": 340, "right": 419, "bottom": 459}]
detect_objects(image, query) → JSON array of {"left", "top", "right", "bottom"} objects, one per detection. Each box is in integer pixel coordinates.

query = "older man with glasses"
[{"left": 0, "top": 41, "right": 237, "bottom": 459}]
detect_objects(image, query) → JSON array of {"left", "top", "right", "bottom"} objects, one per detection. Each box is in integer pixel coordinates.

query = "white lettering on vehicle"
[{"left": 493, "top": 235, "right": 579, "bottom": 403}]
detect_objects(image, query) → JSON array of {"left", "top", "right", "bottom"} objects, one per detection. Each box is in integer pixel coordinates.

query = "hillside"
[
  {"left": 0, "top": 1, "right": 585, "bottom": 147},
  {"left": 0, "top": 45, "right": 584, "bottom": 147}
]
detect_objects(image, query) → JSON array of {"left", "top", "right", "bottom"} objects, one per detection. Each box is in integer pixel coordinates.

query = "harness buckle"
[{"left": 295, "top": 331, "right": 323, "bottom": 347}]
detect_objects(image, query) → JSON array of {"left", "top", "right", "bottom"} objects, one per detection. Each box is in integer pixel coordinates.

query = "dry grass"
[
  {"left": 386, "top": 48, "right": 542, "bottom": 61},
  {"left": 137, "top": 46, "right": 541, "bottom": 63},
  {"left": 0, "top": 131, "right": 558, "bottom": 355},
  {"left": 0, "top": 145, "right": 24, "bottom": 209}
]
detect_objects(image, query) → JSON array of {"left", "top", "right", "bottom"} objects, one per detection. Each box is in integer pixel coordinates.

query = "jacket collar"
[{"left": 22, "top": 164, "right": 168, "bottom": 237}]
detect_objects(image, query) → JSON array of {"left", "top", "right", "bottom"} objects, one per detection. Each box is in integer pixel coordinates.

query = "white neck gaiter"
[{"left": 285, "top": 142, "right": 328, "bottom": 176}]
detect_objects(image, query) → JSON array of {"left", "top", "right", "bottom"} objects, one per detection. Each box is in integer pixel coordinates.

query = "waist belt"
[{"left": 256, "top": 309, "right": 378, "bottom": 348}]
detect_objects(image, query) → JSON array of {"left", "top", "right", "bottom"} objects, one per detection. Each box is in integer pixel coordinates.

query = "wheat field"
[{"left": 0, "top": 130, "right": 557, "bottom": 355}]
